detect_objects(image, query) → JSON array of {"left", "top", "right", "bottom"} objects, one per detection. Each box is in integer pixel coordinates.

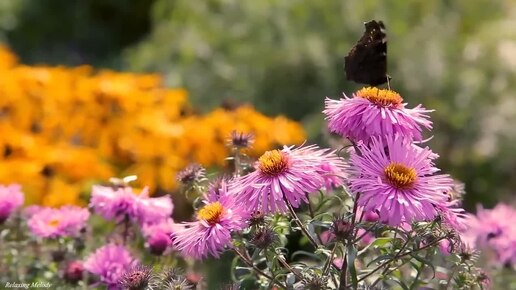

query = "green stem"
[
  {"left": 323, "top": 242, "right": 339, "bottom": 275},
  {"left": 233, "top": 248, "right": 287, "bottom": 289},
  {"left": 369, "top": 237, "right": 412, "bottom": 287},
  {"left": 284, "top": 196, "right": 319, "bottom": 248},
  {"left": 348, "top": 236, "right": 447, "bottom": 287}
]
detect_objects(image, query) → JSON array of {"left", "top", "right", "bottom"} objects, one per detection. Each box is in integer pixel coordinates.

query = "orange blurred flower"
[{"left": 0, "top": 45, "right": 306, "bottom": 205}]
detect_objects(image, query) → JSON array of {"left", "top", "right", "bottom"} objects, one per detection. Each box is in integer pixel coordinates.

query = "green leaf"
[
  {"left": 409, "top": 252, "right": 435, "bottom": 279},
  {"left": 357, "top": 237, "right": 393, "bottom": 256},
  {"left": 291, "top": 250, "right": 321, "bottom": 261},
  {"left": 366, "top": 253, "right": 394, "bottom": 267},
  {"left": 392, "top": 278, "right": 411, "bottom": 290}
]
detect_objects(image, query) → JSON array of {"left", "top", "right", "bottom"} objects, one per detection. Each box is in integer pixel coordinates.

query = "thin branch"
[
  {"left": 370, "top": 236, "right": 412, "bottom": 287},
  {"left": 347, "top": 236, "right": 447, "bottom": 288},
  {"left": 305, "top": 193, "right": 323, "bottom": 245},
  {"left": 233, "top": 248, "right": 287, "bottom": 289},
  {"left": 323, "top": 242, "right": 339, "bottom": 275},
  {"left": 284, "top": 196, "right": 319, "bottom": 248},
  {"left": 278, "top": 255, "right": 305, "bottom": 282}
]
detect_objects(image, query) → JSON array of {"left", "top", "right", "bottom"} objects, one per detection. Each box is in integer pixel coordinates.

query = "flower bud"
[
  {"left": 148, "top": 232, "right": 171, "bottom": 256},
  {"left": 250, "top": 227, "right": 278, "bottom": 249},
  {"left": 64, "top": 261, "right": 84, "bottom": 284},
  {"left": 330, "top": 216, "right": 354, "bottom": 242}
]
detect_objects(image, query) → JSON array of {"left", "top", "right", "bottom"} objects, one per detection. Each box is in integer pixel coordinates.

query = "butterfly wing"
[{"left": 344, "top": 20, "right": 388, "bottom": 86}]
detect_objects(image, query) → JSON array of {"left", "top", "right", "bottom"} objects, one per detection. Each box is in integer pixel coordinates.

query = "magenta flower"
[
  {"left": 231, "top": 145, "right": 346, "bottom": 213},
  {"left": 348, "top": 135, "right": 453, "bottom": 226},
  {"left": 173, "top": 180, "right": 249, "bottom": 259},
  {"left": 464, "top": 204, "right": 516, "bottom": 266},
  {"left": 0, "top": 184, "right": 24, "bottom": 223},
  {"left": 286, "top": 145, "right": 347, "bottom": 192},
  {"left": 27, "top": 206, "right": 90, "bottom": 238},
  {"left": 136, "top": 191, "right": 174, "bottom": 225},
  {"left": 435, "top": 200, "right": 469, "bottom": 231},
  {"left": 324, "top": 87, "right": 433, "bottom": 144},
  {"left": 64, "top": 260, "right": 84, "bottom": 284},
  {"left": 142, "top": 218, "right": 177, "bottom": 255},
  {"left": 90, "top": 185, "right": 173, "bottom": 224},
  {"left": 90, "top": 185, "right": 139, "bottom": 222},
  {"left": 83, "top": 244, "right": 137, "bottom": 289}
]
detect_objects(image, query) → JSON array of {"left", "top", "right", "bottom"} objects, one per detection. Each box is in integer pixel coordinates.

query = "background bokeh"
[{"left": 1, "top": 0, "right": 515, "bottom": 210}]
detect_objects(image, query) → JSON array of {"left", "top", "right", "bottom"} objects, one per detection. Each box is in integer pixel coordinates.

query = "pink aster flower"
[
  {"left": 231, "top": 145, "right": 346, "bottom": 213},
  {"left": 286, "top": 145, "right": 347, "bottom": 192},
  {"left": 142, "top": 218, "right": 177, "bottom": 255},
  {"left": 173, "top": 180, "right": 249, "bottom": 259},
  {"left": 324, "top": 87, "right": 433, "bottom": 144},
  {"left": 90, "top": 185, "right": 173, "bottom": 224},
  {"left": 84, "top": 244, "right": 137, "bottom": 290},
  {"left": 348, "top": 135, "right": 453, "bottom": 226},
  {"left": 0, "top": 184, "right": 24, "bottom": 223},
  {"left": 464, "top": 203, "right": 516, "bottom": 266},
  {"left": 136, "top": 191, "right": 174, "bottom": 225},
  {"left": 90, "top": 185, "right": 139, "bottom": 222},
  {"left": 435, "top": 200, "right": 469, "bottom": 231},
  {"left": 27, "top": 206, "right": 90, "bottom": 238}
]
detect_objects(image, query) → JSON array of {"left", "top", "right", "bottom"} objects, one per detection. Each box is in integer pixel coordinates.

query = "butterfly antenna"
[{"left": 386, "top": 74, "right": 391, "bottom": 90}]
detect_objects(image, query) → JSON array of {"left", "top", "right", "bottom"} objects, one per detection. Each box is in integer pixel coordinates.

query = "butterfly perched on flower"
[{"left": 344, "top": 20, "right": 389, "bottom": 86}]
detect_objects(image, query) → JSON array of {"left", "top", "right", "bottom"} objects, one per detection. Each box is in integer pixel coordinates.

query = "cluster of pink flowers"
[
  {"left": 82, "top": 183, "right": 177, "bottom": 288},
  {"left": 463, "top": 204, "right": 516, "bottom": 266},
  {"left": 324, "top": 87, "right": 463, "bottom": 228},
  {"left": 0, "top": 184, "right": 24, "bottom": 223},
  {"left": 27, "top": 206, "right": 90, "bottom": 238},
  {"left": 169, "top": 86, "right": 472, "bottom": 260},
  {"left": 89, "top": 185, "right": 173, "bottom": 225}
]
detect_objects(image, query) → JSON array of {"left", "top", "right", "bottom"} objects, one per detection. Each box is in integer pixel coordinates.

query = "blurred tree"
[
  {"left": 0, "top": 0, "right": 155, "bottom": 66},
  {"left": 125, "top": 0, "right": 516, "bottom": 209},
  {"left": 1, "top": 0, "right": 515, "bottom": 208}
]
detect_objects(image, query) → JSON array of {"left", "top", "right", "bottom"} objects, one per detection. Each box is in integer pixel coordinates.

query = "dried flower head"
[
  {"left": 118, "top": 265, "right": 153, "bottom": 290},
  {"left": 177, "top": 163, "right": 206, "bottom": 185},
  {"left": 160, "top": 268, "right": 195, "bottom": 290},
  {"left": 297, "top": 274, "right": 329, "bottom": 290},
  {"left": 330, "top": 215, "right": 354, "bottom": 242},
  {"left": 250, "top": 227, "right": 279, "bottom": 249},
  {"left": 227, "top": 130, "right": 254, "bottom": 149}
]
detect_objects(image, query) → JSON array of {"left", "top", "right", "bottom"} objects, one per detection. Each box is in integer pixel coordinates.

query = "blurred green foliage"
[{"left": 2, "top": 0, "right": 516, "bottom": 210}]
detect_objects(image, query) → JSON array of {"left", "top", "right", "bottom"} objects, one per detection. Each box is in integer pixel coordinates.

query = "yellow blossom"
[{"left": 0, "top": 46, "right": 306, "bottom": 204}]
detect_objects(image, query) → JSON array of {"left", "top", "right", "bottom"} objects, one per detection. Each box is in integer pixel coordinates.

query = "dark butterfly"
[{"left": 344, "top": 20, "right": 388, "bottom": 86}]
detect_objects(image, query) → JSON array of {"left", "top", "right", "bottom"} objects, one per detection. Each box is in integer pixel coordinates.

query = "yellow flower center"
[
  {"left": 48, "top": 219, "right": 60, "bottom": 227},
  {"left": 197, "top": 202, "right": 224, "bottom": 225},
  {"left": 355, "top": 87, "right": 403, "bottom": 107},
  {"left": 258, "top": 150, "right": 289, "bottom": 176},
  {"left": 384, "top": 162, "right": 417, "bottom": 189}
]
